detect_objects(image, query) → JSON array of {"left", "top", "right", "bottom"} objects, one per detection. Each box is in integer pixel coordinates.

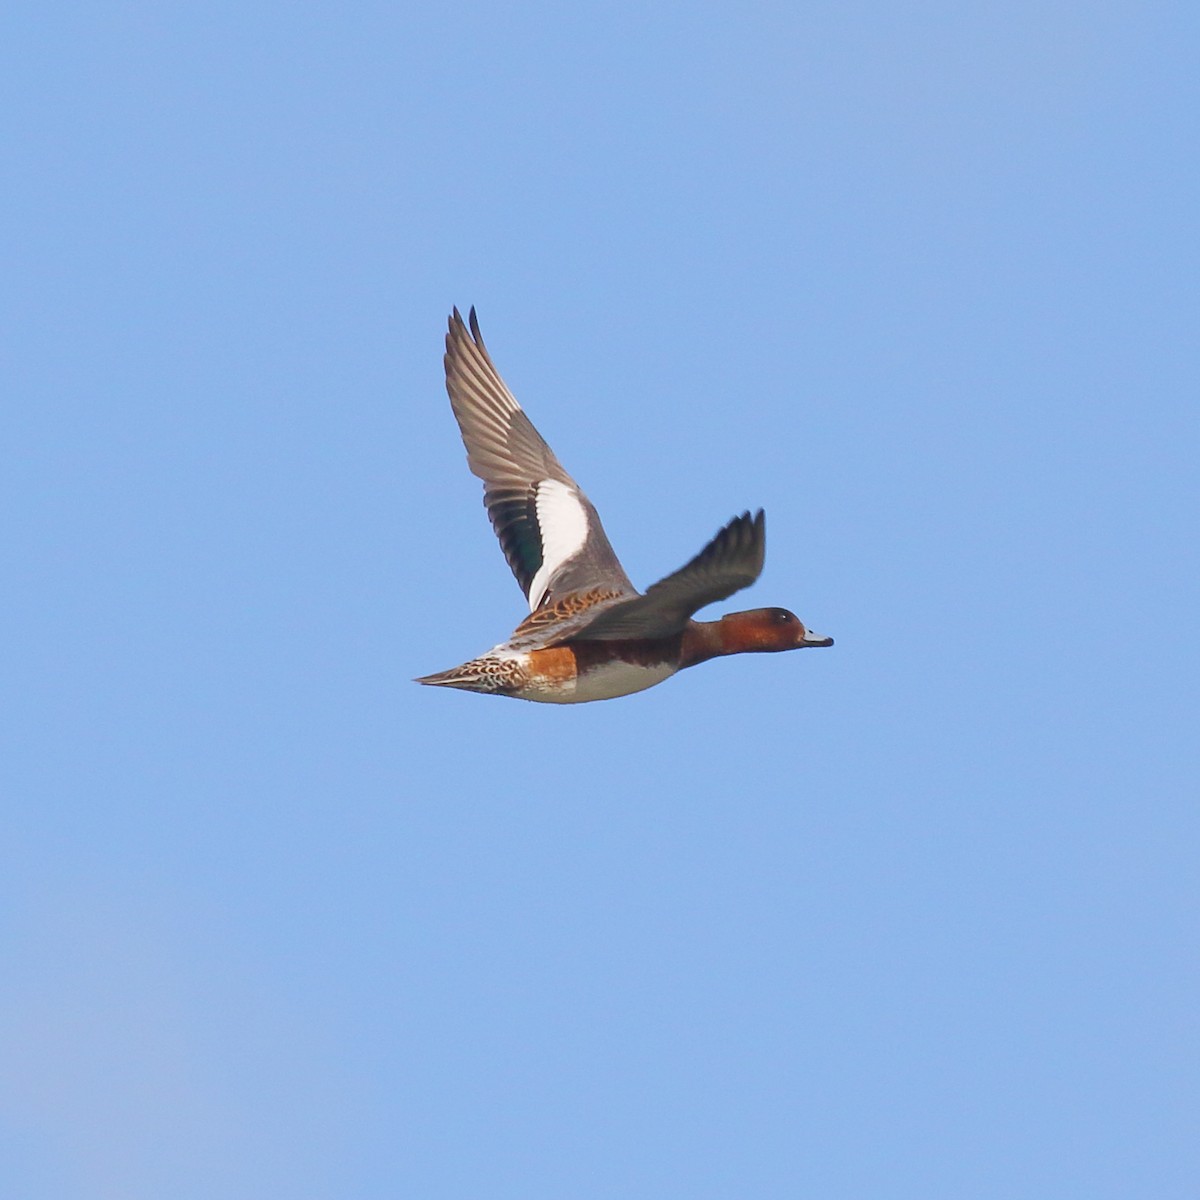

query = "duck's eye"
[{"left": 773, "top": 610, "right": 794, "bottom": 624}]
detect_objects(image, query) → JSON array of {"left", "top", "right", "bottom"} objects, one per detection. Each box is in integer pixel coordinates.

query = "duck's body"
[
  {"left": 417, "top": 639, "right": 679, "bottom": 704},
  {"left": 416, "top": 308, "right": 832, "bottom": 703}
]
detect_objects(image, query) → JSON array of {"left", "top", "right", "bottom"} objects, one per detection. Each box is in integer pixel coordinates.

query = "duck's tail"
[
  {"left": 414, "top": 656, "right": 521, "bottom": 695},
  {"left": 413, "top": 665, "right": 478, "bottom": 690}
]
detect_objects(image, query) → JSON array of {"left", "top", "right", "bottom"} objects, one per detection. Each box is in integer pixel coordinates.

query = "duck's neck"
[{"left": 678, "top": 619, "right": 731, "bottom": 670}]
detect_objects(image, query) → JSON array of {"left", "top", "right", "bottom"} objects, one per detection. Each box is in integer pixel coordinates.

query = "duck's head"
[{"left": 718, "top": 607, "right": 834, "bottom": 654}]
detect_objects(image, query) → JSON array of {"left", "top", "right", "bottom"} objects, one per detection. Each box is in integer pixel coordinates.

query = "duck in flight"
[{"left": 416, "top": 308, "right": 833, "bottom": 703}]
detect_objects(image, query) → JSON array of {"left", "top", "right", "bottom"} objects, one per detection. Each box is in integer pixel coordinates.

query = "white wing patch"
[{"left": 526, "top": 479, "right": 589, "bottom": 611}]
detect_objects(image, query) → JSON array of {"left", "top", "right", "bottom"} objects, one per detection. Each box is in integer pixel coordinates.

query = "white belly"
[{"left": 521, "top": 658, "right": 677, "bottom": 704}]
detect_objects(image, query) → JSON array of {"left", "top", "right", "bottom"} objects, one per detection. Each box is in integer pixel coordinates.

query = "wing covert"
[{"left": 443, "top": 307, "right": 634, "bottom": 609}]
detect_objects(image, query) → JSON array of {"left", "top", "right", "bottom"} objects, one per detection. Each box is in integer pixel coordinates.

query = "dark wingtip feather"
[{"left": 445, "top": 307, "right": 465, "bottom": 363}]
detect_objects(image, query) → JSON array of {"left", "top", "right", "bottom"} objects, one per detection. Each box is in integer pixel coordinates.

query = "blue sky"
[{"left": 3, "top": 2, "right": 1196, "bottom": 1196}]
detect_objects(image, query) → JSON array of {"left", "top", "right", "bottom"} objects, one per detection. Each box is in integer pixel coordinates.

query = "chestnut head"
[{"left": 719, "top": 607, "right": 834, "bottom": 654}]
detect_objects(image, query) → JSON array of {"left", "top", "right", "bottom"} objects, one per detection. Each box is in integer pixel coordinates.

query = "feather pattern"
[{"left": 443, "top": 308, "right": 634, "bottom": 609}]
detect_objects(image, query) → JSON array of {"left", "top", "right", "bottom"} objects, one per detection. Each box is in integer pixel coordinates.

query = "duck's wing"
[
  {"left": 444, "top": 307, "right": 635, "bottom": 611},
  {"left": 549, "top": 510, "right": 767, "bottom": 643}
]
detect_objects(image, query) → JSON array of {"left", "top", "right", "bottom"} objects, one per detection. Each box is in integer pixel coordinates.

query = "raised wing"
[
  {"left": 443, "top": 307, "right": 635, "bottom": 611},
  {"left": 557, "top": 510, "right": 767, "bottom": 642}
]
